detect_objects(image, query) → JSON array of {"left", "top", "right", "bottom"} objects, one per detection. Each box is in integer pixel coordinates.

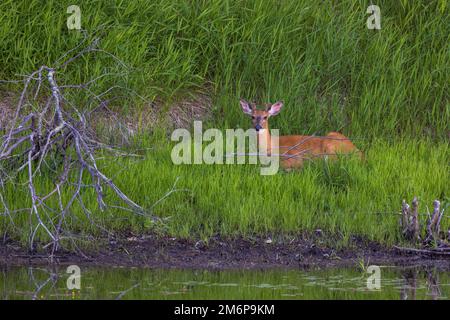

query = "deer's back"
[{"left": 276, "top": 132, "right": 360, "bottom": 159}]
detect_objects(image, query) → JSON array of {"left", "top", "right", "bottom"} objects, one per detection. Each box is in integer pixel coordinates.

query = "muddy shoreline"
[{"left": 1, "top": 234, "right": 449, "bottom": 270}]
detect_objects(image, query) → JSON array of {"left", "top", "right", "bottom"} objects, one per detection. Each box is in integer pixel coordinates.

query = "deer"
[{"left": 239, "top": 99, "right": 362, "bottom": 169}]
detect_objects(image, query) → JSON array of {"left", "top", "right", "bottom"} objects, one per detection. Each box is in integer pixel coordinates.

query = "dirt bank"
[{"left": 1, "top": 233, "right": 449, "bottom": 270}]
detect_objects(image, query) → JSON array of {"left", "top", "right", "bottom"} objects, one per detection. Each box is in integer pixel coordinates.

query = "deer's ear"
[
  {"left": 239, "top": 99, "right": 253, "bottom": 115},
  {"left": 268, "top": 101, "right": 283, "bottom": 116}
]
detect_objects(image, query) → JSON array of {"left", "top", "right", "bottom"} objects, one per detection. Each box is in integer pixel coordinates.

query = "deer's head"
[{"left": 239, "top": 99, "right": 283, "bottom": 132}]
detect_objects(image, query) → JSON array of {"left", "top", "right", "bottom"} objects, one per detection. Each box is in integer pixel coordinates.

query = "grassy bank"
[
  {"left": 1, "top": 138, "right": 448, "bottom": 247},
  {"left": 0, "top": 1, "right": 449, "bottom": 250}
]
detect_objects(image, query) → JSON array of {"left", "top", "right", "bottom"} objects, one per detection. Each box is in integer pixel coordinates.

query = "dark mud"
[{"left": 1, "top": 234, "right": 449, "bottom": 270}]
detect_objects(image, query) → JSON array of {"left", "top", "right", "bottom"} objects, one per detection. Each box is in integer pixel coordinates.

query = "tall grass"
[{"left": 0, "top": 0, "right": 448, "bottom": 138}]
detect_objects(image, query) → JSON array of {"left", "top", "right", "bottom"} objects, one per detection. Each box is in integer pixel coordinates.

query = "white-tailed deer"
[{"left": 239, "top": 99, "right": 362, "bottom": 169}]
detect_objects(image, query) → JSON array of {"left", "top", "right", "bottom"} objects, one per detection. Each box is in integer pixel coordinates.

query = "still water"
[{"left": 0, "top": 266, "right": 448, "bottom": 300}]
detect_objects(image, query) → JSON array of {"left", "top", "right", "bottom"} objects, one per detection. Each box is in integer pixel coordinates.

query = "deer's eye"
[
  {"left": 251, "top": 116, "right": 255, "bottom": 119},
  {"left": 263, "top": 116, "right": 267, "bottom": 119}
]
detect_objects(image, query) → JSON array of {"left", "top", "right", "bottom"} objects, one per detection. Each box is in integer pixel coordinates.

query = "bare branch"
[{"left": 0, "top": 37, "right": 159, "bottom": 253}]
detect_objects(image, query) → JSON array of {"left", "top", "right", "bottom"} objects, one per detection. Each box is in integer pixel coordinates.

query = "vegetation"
[
  {"left": 0, "top": 0, "right": 448, "bottom": 137},
  {"left": 0, "top": 0, "right": 448, "bottom": 248},
  {"left": 1, "top": 137, "right": 448, "bottom": 246}
]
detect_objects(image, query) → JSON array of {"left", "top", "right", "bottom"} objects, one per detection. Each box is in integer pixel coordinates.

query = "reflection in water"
[
  {"left": 0, "top": 265, "right": 448, "bottom": 300},
  {"left": 400, "top": 268, "right": 442, "bottom": 300},
  {"left": 28, "top": 267, "right": 59, "bottom": 300},
  {"left": 400, "top": 269, "right": 417, "bottom": 300},
  {"left": 426, "top": 269, "right": 441, "bottom": 300},
  {"left": 114, "top": 283, "right": 140, "bottom": 300}
]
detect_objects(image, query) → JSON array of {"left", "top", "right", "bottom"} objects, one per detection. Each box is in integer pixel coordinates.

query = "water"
[{"left": 0, "top": 266, "right": 448, "bottom": 300}]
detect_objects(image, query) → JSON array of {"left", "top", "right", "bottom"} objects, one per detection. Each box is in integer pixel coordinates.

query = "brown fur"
[{"left": 240, "top": 100, "right": 362, "bottom": 169}]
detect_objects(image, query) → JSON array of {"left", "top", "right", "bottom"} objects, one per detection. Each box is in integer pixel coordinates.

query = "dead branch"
[
  {"left": 400, "top": 197, "right": 420, "bottom": 241},
  {"left": 394, "top": 246, "right": 450, "bottom": 256},
  {"left": 398, "top": 197, "right": 448, "bottom": 257},
  {"left": 0, "top": 38, "right": 158, "bottom": 255},
  {"left": 424, "top": 200, "right": 444, "bottom": 246}
]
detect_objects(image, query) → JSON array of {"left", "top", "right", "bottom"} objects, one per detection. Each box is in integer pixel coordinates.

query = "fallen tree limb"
[
  {"left": 393, "top": 246, "right": 450, "bottom": 257},
  {"left": 398, "top": 197, "right": 449, "bottom": 257},
  {"left": 0, "top": 38, "right": 159, "bottom": 256}
]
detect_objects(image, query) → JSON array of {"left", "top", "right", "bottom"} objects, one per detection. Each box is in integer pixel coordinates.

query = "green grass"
[
  {"left": 0, "top": 1, "right": 449, "bottom": 249},
  {"left": 1, "top": 138, "right": 448, "bottom": 247},
  {"left": 0, "top": 0, "right": 448, "bottom": 138}
]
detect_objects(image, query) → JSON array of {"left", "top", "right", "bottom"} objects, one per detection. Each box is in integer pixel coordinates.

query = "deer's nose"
[{"left": 255, "top": 124, "right": 262, "bottom": 131}]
